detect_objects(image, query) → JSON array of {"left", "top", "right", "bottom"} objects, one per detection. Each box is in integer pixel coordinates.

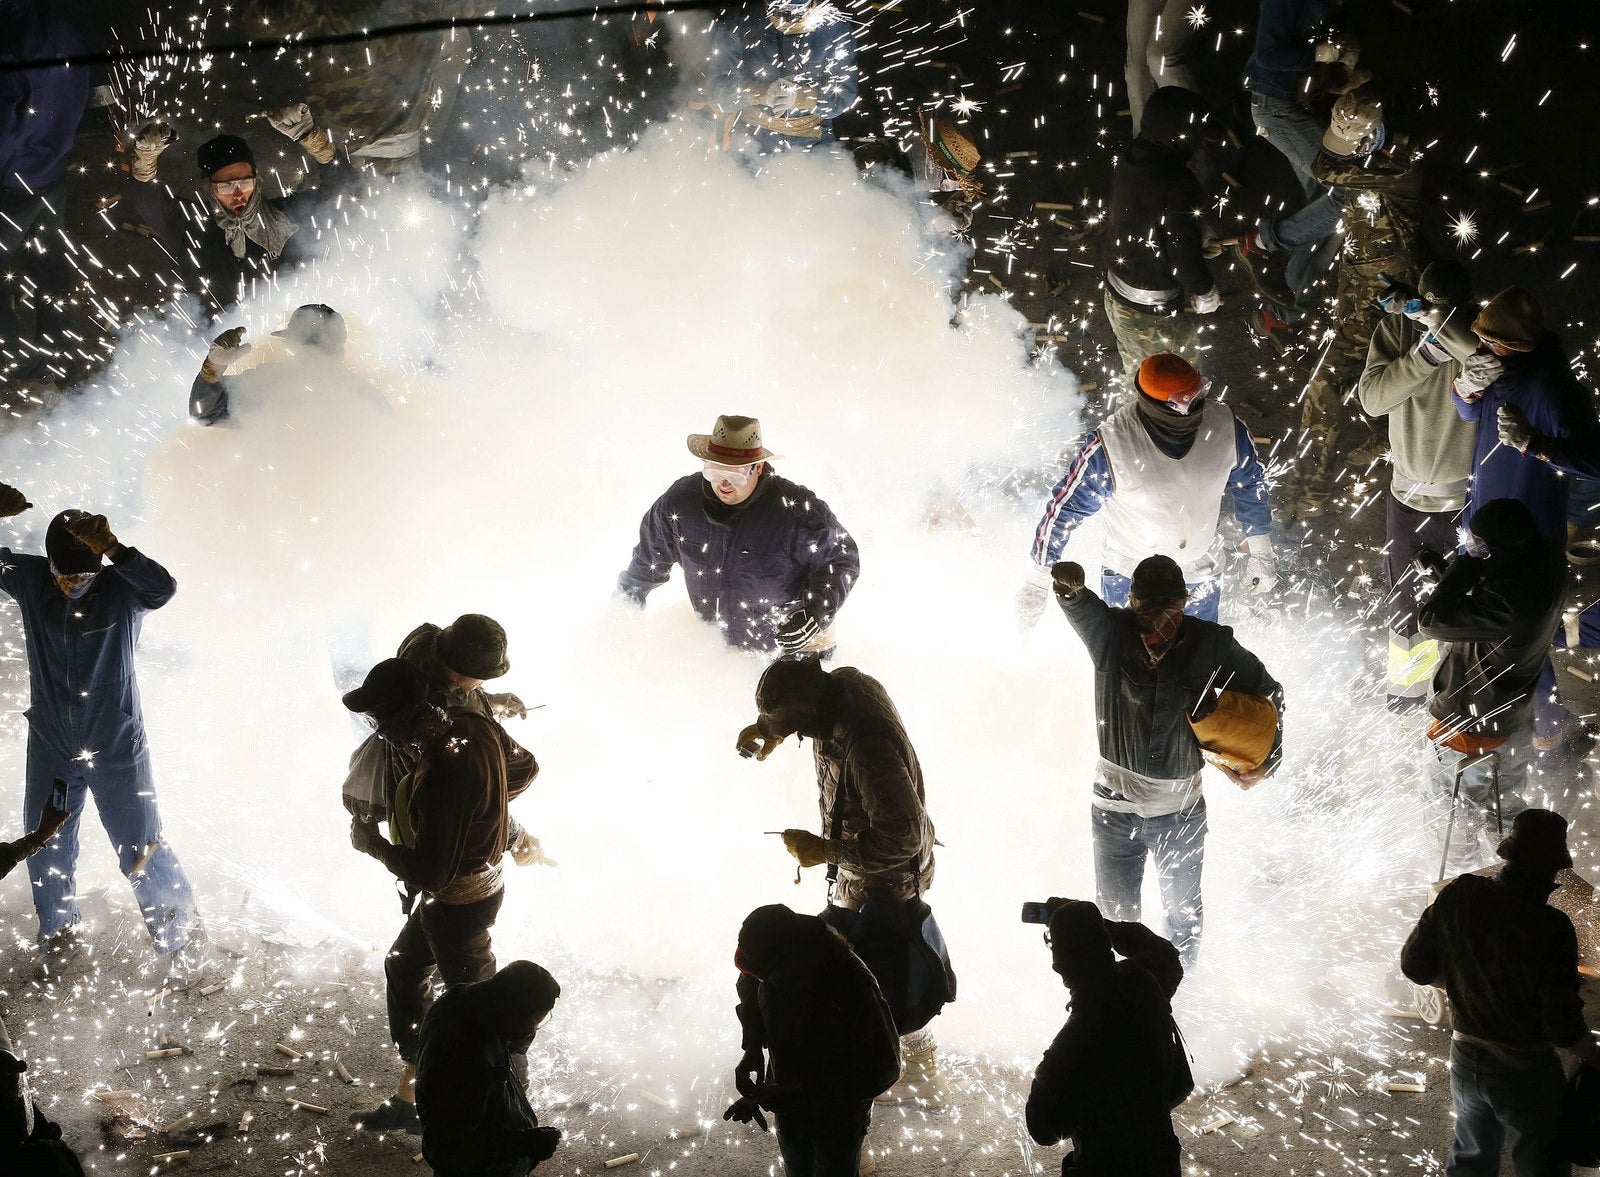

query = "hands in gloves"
[
  {"left": 723, "top": 1096, "right": 769, "bottom": 1131},
  {"left": 261, "top": 102, "right": 315, "bottom": 141},
  {"left": 131, "top": 121, "right": 176, "bottom": 181},
  {"left": 1015, "top": 581, "right": 1049, "bottom": 631},
  {"left": 65, "top": 513, "right": 117, "bottom": 556},
  {"left": 519, "top": 1126, "right": 561, "bottom": 1163},
  {"left": 202, "top": 327, "right": 251, "bottom": 381},
  {"left": 1188, "top": 289, "right": 1221, "bottom": 315},
  {"left": 1243, "top": 535, "right": 1278, "bottom": 595},
  {"left": 1411, "top": 547, "right": 1448, "bottom": 597},
  {"left": 507, "top": 823, "right": 548, "bottom": 867},
  {"left": 737, "top": 722, "right": 783, "bottom": 761},
  {"left": 774, "top": 608, "right": 820, "bottom": 653},
  {"left": 735, "top": 1049, "right": 764, "bottom": 1099},
  {"left": 1051, "top": 561, "right": 1086, "bottom": 597},
  {"left": 762, "top": 77, "right": 816, "bottom": 114},
  {"left": 781, "top": 829, "right": 830, "bottom": 868},
  {"left": 29, "top": 788, "right": 70, "bottom": 850},
  {"left": 1497, "top": 405, "right": 1538, "bottom": 455},
  {"left": 350, "top": 817, "right": 386, "bottom": 858},
  {"left": 1453, "top": 351, "right": 1503, "bottom": 402},
  {"left": 0, "top": 484, "right": 32, "bottom": 517},
  {"left": 1217, "top": 762, "right": 1271, "bottom": 790},
  {"left": 488, "top": 691, "right": 528, "bottom": 720}
]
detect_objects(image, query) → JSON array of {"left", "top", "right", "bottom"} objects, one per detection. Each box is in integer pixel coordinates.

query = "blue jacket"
[
  {"left": 0, "top": 0, "right": 91, "bottom": 193},
  {"left": 0, "top": 546, "right": 176, "bottom": 770},
  {"left": 1244, "top": 0, "right": 1341, "bottom": 101},
  {"left": 1454, "top": 334, "right": 1600, "bottom": 545},
  {"left": 618, "top": 469, "right": 858, "bottom": 651},
  {"left": 708, "top": 8, "right": 858, "bottom": 138},
  {"left": 1030, "top": 416, "right": 1271, "bottom": 567}
]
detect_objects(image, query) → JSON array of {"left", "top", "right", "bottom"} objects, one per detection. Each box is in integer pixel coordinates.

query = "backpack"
[{"left": 820, "top": 896, "right": 956, "bottom": 1034}]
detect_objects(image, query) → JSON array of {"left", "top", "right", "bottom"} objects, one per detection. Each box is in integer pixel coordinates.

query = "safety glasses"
[
  {"left": 702, "top": 462, "right": 758, "bottom": 488},
  {"left": 1163, "top": 377, "right": 1211, "bottom": 416},
  {"left": 210, "top": 176, "right": 258, "bottom": 197}
]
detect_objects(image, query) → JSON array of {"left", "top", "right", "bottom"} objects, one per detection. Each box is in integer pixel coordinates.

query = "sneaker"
[
  {"left": 1245, "top": 305, "right": 1300, "bottom": 356},
  {"left": 349, "top": 1099, "right": 420, "bottom": 1133},
  {"left": 1231, "top": 231, "right": 1294, "bottom": 306},
  {"left": 34, "top": 924, "right": 88, "bottom": 983}
]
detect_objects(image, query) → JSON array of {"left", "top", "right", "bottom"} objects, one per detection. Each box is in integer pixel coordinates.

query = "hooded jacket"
[
  {"left": 1102, "top": 90, "right": 1216, "bottom": 312},
  {"left": 619, "top": 468, "right": 858, "bottom": 651},
  {"left": 1453, "top": 332, "right": 1600, "bottom": 544},
  {"left": 735, "top": 918, "right": 900, "bottom": 1112},
  {"left": 415, "top": 975, "right": 548, "bottom": 1176},
  {"left": 811, "top": 667, "right": 935, "bottom": 904},
  {"left": 1357, "top": 312, "right": 1476, "bottom": 512},
  {"left": 0, "top": 546, "right": 175, "bottom": 771},
  {"left": 1418, "top": 537, "right": 1564, "bottom": 739}
]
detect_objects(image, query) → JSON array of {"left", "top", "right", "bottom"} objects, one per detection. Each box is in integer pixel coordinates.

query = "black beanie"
[
  {"left": 45, "top": 511, "right": 100, "bottom": 575},
  {"left": 197, "top": 134, "right": 255, "bottom": 177},
  {"left": 1468, "top": 498, "right": 1541, "bottom": 557},
  {"left": 1130, "top": 554, "right": 1188, "bottom": 603},
  {"left": 482, "top": 960, "right": 561, "bottom": 1022}
]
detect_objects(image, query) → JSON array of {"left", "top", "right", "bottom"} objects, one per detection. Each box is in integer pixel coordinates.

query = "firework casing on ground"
[{"left": 1188, "top": 689, "right": 1277, "bottom": 773}]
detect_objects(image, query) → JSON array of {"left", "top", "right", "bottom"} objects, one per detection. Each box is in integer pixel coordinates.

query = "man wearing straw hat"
[{"left": 618, "top": 415, "right": 859, "bottom": 656}]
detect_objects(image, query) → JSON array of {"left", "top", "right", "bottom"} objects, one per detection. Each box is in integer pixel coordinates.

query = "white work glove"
[
  {"left": 762, "top": 77, "right": 814, "bottom": 114},
  {"left": 1188, "top": 289, "right": 1222, "bottom": 315},
  {"left": 1453, "top": 351, "right": 1503, "bottom": 402},
  {"left": 773, "top": 607, "right": 821, "bottom": 653},
  {"left": 1243, "top": 534, "right": 1278, "bottom": 594},
  {"left": 262, "top": 101, "right": 316, "bottom": 141},
  {"left": 487, "top": 691, "right": 528, "bottom": 720},
  {"left": 1497, "top": 404, "right": 1537, "bottom": 455},
  {"left": 507, "top": 823, "right": 549, "bottom": 868},
  {"left": 200, "top": 326, "right": 251, "bottom": 382},
  {"left": 131, "top": 121, "right": 175, "bottom": 182},
  {"left": 1015, "top": 565, "right": 1052, "bottom": 632}
]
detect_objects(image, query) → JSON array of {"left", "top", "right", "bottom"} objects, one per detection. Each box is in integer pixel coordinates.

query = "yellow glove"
[
  {"left": 781, "top": 829, "right": 830, "bottom": 868},
  {"left": 65, "top": 513, "right": 117, "bottom": 556},
  {"left": 737, "top": 722, "right": 783, "bottom": 761}
]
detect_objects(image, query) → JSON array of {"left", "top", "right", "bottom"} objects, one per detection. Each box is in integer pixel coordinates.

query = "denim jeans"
[
  {"left": 775, "top": 1102, "right": 872, "bottom": 1177},
  {"left": 1446, "top": 1039, "right": 1568, "bottom": 1177},
  {"left": 1125, "top": 0, "right": 1198, "bottom": 134},
  {"left": 1091, "top": 801, "right": 1207, "bottom": 966},
  {"left": 1428, "top": 711, "right": 1532, "bottom": 877},
  {"left": 1100, "top": 568, "right": 1220, "bottom": 622},
  {"left": 25, "top": 745, "right": 199, "bottom": 952},
  {"left": 1249, "top": 92, "right": 1324, "bottom": 198},
  {"left": 1257, "top": 187, "right": 1343, "bottom": 306}
]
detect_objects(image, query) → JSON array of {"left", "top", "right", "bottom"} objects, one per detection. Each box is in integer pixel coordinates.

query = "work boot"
[
  {"left": 1231, "top": 231, "right": 1294, "bottom": 306},
  {"left": 876, "top": 1031, "right": 945, "bottom": 1108},
  {"left": 349, "top": 1098, "right": 420, "bottom": 1134},
  {"left": 34, "top": 924, "right": 89, "bottom": 984}
]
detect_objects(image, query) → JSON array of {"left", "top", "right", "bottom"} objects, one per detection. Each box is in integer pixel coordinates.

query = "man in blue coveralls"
[
  {"left": 705, "top": 1, "right": 858, "bottom": 153},
  {"left": 0, "top": 482, "right": 198, "bottom": 961}
]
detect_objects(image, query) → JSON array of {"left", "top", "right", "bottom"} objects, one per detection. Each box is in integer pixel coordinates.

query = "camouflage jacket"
[{"left": 1313, "top": 142, "right": 1423, "bottom": 269}]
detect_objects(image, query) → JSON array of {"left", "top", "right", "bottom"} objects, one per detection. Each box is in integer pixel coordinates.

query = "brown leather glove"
[{"left": 65, "top": 513, "right": 117, "bottom": 556}]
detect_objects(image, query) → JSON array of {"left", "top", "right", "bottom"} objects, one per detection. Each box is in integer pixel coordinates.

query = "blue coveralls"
[{"left": 0, "top": 545, "right": 197, "bottom": 950}]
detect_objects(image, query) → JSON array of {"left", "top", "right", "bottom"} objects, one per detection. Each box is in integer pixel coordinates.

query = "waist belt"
[
  {"left": 430, "top": 862, "right": 504, "bottom": 906},
  {"left": 1108, "top": 270, "right": 1181, "bottom": 310}
]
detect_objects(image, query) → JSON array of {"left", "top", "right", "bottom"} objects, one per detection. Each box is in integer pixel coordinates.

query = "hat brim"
[
  {"left": 1320, "top": 128, "right": 1363, "bottom": 157},
  {"left": 686, "top": 435, "right": 779, "bottom": 464},
  {"left": 1496, "top": 834, "right": 1573, "bottom": 871},
  {"left": 341, "top": 685, "right": 379, "bottom": 714}
]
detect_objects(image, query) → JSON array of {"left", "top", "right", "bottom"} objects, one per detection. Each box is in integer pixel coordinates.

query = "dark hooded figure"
[
  {"left": 1418, "top": 497, "right": 1565, "bottom": 874},
  {"left": 725, "top": 904, "right": 900, "bottom": 1176},
  {"left": 1025, "top": 900, "right": 1185, "bottom": 1177},
  {"left": 0, "top": 1014, "right": 84, "bottom": 1176},
  {"left": 1401, "top": 809, "right": 1598, "bottom": 1176},
  {"left": 1100, "top": 85, "right": 1220, "bottom": 383},
  {"left": 414, "top": 960, "right": 563, "bottom": 1176}
]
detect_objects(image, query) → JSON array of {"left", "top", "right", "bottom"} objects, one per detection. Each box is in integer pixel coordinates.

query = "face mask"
[
  {"left": 1462, "top": 531, "right": 1490, "bottom": 559},
  {"left": 52, "top": 570, "right": 97, "bottom": 598}
]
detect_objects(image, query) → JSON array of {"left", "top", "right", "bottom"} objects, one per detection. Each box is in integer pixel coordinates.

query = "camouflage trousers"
[
  {"left": 1293, "top": 260, "right": 1407, "bottom": 504},
  {"left": 1103, "top": 288, "right": 1200, "bottom": 392}
]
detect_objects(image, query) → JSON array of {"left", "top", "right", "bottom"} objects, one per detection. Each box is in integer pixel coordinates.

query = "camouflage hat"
[{"left": 437, "top": 614, "right": 510, "bottom": 680}]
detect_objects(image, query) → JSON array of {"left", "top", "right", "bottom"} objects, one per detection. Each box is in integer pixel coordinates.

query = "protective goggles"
[
  {"left": 210, "top": 176, "right": 258, "bottom": 197},
  {"left": 1157, "top": 376, "right": 1211, "bottom": 416},
  {"left": 702, "top": 462, "right": 758, "bottom": 488}
]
